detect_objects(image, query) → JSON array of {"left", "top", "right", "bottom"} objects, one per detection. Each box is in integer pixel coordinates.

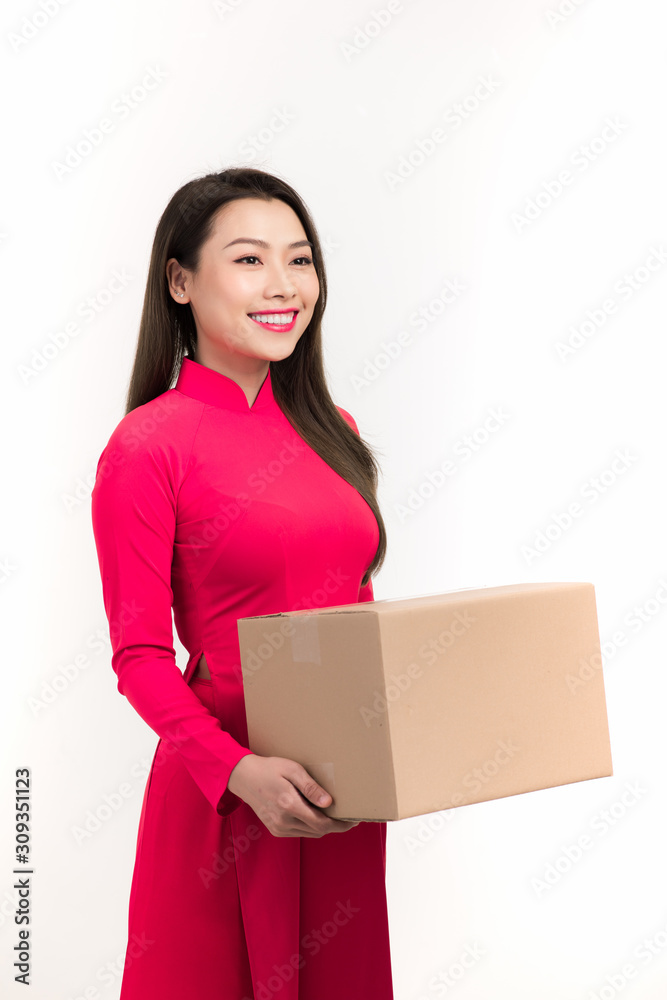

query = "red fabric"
[{"left": 91, "top": 357, "right": 394, "bottom": 999}]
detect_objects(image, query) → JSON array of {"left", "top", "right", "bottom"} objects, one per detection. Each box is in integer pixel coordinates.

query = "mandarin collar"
[{"left": 175, "top": 356, "right": 276, "bottom": 413}]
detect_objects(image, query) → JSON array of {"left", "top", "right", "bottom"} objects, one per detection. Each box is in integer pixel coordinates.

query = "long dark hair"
[{"left": 124, "top": 167, "right": 385, "bottom": 587}]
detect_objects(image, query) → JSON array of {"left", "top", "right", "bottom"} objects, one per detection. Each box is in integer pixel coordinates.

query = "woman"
[{"left": 90, "top": 167, "right": 394, "bottom": 998}]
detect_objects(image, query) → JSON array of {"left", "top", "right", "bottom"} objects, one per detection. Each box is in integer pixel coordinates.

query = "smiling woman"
[
  {"left": 90, "top": 167, "right": 393, "bottom": 999},
  {"left": 164, "top": 197, "right": 321, "bottom": 406}
]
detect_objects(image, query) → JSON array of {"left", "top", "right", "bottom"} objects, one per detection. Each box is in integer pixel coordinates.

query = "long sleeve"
[{"left": 90, "top": 429, "right": 254, "bottom": 817}]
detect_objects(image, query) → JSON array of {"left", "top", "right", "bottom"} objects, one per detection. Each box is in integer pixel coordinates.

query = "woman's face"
[{"left": 169, "top": 197, "right": 320, "bottom": 371}]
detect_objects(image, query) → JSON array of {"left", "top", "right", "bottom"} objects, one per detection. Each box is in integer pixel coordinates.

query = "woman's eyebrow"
[{"left": 223, "top": 237, "right": 314, "bottom": 250}]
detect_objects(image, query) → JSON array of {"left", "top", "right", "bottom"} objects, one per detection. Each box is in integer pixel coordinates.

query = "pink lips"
[{"left": 247, "top": 310, "right": 298, "bottom": 333}]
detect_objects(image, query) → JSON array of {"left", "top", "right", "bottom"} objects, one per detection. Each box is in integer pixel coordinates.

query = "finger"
[
  {"left": 282, "top": 764, "right": 332, "bottom": 808},
  {"left": 262, "top": 787, "right": 332, "bottom": 836},
  {"left": 282, "top": 785, "right": 334, "bottom": 824}
]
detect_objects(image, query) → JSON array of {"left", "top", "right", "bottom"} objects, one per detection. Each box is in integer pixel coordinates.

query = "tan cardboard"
[{"left": 237, "top": 582, "right": 613, "bottom": 821}]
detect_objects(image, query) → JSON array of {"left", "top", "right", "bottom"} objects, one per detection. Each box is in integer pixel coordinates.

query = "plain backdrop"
[{"left": 3, "top": 0, "right": 667, "bottom": 997}]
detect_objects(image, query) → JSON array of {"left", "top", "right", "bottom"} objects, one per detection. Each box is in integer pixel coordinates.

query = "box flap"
[{"left": 238, "top": 582, "right": 594, "bottom": 622}]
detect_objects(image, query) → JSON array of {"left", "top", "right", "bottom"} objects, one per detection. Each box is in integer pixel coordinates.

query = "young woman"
[{"left": 90, "top": 167, "right": 394, "bottom": 999}]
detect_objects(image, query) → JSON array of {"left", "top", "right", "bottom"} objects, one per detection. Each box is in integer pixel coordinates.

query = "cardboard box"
[{"left": 237, "top": 582, "right": 613, "bottom": 821}]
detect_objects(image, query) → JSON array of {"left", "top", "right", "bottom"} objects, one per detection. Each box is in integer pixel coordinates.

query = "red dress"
[{"left": 90, "top": 356, "right": 394, "bottom": 999}]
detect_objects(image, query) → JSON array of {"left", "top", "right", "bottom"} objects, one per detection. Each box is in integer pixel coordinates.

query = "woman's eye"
[{"left": 234, "top": 255, "right": 313, "bottom": 266}]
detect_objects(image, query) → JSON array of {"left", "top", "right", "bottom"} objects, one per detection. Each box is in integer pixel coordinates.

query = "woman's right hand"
[{"left": 227, "top": 754, "right": 360, "bottom": 838}]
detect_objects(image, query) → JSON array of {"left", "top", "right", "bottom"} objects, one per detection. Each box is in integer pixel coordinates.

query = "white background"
[{"left": 3, "top": 0, "right": 667, "bottom": 997}]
